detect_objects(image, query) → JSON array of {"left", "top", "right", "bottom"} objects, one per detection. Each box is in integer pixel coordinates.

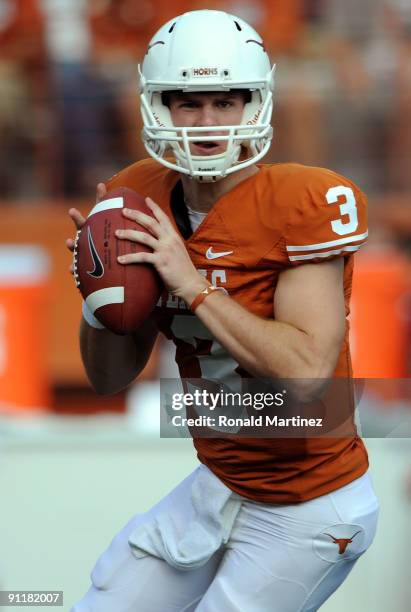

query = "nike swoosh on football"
[
  {"left": 206, "top": 247, "right": 234, "bottom": 260},
  {"left": 86, "top": 226, "right": 104, "bottom": 278}
]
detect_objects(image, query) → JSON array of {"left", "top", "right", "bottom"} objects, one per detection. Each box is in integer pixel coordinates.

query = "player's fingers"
[
  {"left": 68, "top": 208, "right": 86, "bottom": 230},
  {"left": 66, "top": 238, "right": 75, "bottom": 252},
  {"left": 117, "top": 251, "right": 155, "bottom": 265},
  {"left": 96, "top": 182, "right": 107, "bottom": 203},
  {"left": 115, "top": 229, "right": 158, "bottom": 250},
  {"left": 122, "top": 208, "right": 161, "bottom": 237}
]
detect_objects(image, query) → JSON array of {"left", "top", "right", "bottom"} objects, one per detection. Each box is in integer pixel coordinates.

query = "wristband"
[
  {"left": 190, "top": 285, "right": 220, "bottom": 312},
  {"left": 82, "top": 301, "right": 106, "bottom": 329}
]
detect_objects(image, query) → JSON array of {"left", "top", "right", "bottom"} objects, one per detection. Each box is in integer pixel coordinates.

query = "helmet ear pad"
[
  {"left": 140, "top": 91, "right": 174, "bottom": 158},
  {"left": 151, "top": 92, "right": 174, "bottom": 130},
  {"left": 239, "top": 90, "right": 264, "bottom": 151},
  {"left": 241, "top": 90, "right": 263, "bottom": 125}
]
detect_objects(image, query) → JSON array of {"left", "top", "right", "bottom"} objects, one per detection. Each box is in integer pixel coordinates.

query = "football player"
[{"left": 68, "top": 10, "right": 379, "bottom": 612}]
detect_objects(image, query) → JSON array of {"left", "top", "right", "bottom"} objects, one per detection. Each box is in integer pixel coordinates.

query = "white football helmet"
[{"left": 139, "top": 10, "right": 275, "bottom": 182}]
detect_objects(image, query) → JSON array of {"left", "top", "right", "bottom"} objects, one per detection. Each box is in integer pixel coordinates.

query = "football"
[{"left": 73, "top": 187, "right": 163, "bottom": 334}]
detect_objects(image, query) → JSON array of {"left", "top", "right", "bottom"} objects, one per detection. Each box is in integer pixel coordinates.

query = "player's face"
[{"left": 168, "top": 92, "right": 245, "bottom": 156}]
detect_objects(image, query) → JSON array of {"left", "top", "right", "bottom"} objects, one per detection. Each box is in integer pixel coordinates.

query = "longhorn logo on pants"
[{"left": 324, "top": 531, "right": 362, "bottom": 554}]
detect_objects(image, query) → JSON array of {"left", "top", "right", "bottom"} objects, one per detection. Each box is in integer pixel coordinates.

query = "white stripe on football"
[{"left": 88, "top": 197, "right": 124, "bottom": 218}]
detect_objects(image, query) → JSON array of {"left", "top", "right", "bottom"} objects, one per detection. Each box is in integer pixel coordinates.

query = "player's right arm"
[{"left": 66, "top": 184, "right": 158, "bottom": 396}]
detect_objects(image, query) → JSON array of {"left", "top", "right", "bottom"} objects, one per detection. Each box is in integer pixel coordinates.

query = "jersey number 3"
[{"left": 326, "top": 186, "right": 358, "bottom": 236}]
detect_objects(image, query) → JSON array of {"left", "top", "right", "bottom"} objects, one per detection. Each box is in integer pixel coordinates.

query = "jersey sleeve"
[{"left": 283, "top": 168, "right": 368, "bottom": 265}]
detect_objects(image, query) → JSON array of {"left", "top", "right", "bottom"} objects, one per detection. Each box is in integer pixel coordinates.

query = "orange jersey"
[{"left": 106, "top": 159, "right": 369, "bottom": 503}]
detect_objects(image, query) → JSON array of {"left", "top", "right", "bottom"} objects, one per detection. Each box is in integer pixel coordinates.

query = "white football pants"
[{"left": 71, "top": 466, "right": 379, "bottom": 612}]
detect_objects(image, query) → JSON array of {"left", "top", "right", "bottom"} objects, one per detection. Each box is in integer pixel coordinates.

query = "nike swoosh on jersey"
[
  {"left": 86, "top": 226, "right": 104, "bottom": 278},
  {"left": 206, "top": 247, "right": 234, "bottom": 260}
]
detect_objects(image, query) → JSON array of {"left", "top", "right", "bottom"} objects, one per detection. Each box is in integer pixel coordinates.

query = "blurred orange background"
[{"left": 0, "top": 0, "right": 410, "bottom": 412}]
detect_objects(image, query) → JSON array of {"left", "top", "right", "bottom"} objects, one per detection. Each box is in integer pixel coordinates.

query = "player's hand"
[
  {"left": 65, "top": 183, "right": 107, "bottom": 274},
  {"left": 115, "top": 197, "right": 208, "bottom": 302}
]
